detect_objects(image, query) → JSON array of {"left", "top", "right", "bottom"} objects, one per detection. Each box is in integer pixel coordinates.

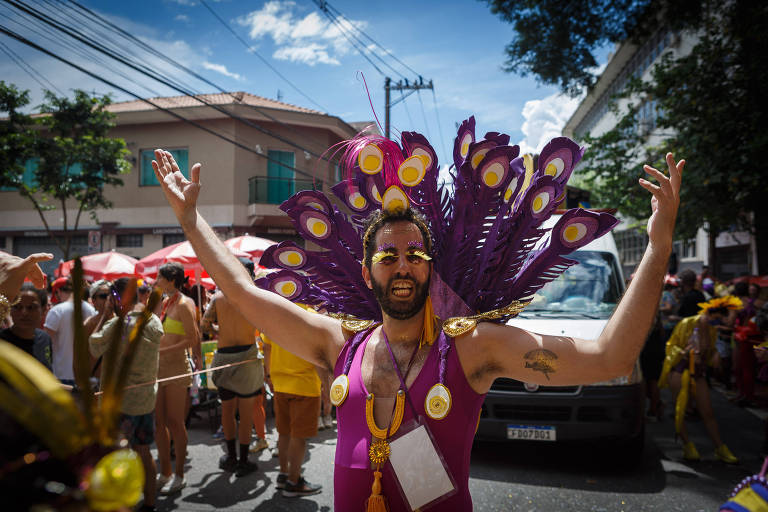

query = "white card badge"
[{"left": 388, "top": 421, "right": 455, "bottom": 510}]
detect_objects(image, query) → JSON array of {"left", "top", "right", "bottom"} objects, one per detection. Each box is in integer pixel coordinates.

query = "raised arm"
[
  {"left": 151, "top": 150, "right": 345, "bottom": 370},
  {"left": 461, "top": 153, "right": 684, "bottom": 392}
]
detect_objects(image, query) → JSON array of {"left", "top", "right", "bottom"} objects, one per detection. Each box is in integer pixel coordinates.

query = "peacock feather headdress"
[{"left": 256, "top": 116, "right": 619, "bottom": 324}]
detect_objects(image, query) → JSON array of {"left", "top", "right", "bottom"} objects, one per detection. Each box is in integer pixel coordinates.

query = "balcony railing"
[{"left": 248, "top": 176, "right": 323, "bottom": 205}]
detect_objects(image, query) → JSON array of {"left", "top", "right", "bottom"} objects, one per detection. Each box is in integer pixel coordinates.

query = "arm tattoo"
[{"left": 523, "top": 349, "right": 558, "bottom": 380}]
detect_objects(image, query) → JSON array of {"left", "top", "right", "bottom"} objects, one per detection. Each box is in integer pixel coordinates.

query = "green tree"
[
  {"left": 485, "top": 0, "right": 768, "bottom": 274},
  {"left": 0, "top": 84, "right": 130, "bottom": 259},
  {"left": 579, "top": 1, "right": 768, "bottom": 273},
  {"left": 483, "top": 0, "right": 703, "bottom": 96}
]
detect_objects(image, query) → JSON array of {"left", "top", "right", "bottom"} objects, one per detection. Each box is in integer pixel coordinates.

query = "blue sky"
[{"left": 0, "top": 0, "right": 589, "bottom": 168}]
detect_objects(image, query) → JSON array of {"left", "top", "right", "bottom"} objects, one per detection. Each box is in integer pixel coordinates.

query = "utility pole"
[{"left": 384, "top": 76, "right": 433, "bottom": 139}]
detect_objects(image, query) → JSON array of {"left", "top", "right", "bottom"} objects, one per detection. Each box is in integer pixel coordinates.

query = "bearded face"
[{"left": 371, "top": 270, "right": 430, "bottom": 320}]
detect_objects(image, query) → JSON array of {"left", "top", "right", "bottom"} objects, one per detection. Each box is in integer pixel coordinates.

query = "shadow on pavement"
[{"left": 470, "top": 431, "right": 667, "bottom": 493}]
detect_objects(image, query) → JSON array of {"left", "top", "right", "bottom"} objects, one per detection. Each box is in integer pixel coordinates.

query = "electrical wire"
[
  {"left": 0, "top": 23, "right": 325, "bottom": 182},
  {"left": 416, "top": 90, "right": 432, "bottom": 142},
  {"left": 198, "top": 0, "right": 327, "bottom": 113},
  {"left": 431, "top": 88, "right": 449, "bottom": 166},
  {"left": 324, "top": 1, "right": 419, "bottom": 78},
  {"left": 0, "top": 38, "right": 63, "bottom": 95},
  {"left": 5, "top": 0, "right": 335, "bottom": 163},
  {"left": 63, "top": 0, "right": 333, "bottom": 157}
]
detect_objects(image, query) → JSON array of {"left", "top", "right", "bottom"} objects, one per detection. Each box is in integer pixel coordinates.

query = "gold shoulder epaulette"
[
  {"left": 442, "top": 300, "right": 529, "bottom": 338},
  {"left": 341, "top": 319, "right": 376, "bottom": 333}
]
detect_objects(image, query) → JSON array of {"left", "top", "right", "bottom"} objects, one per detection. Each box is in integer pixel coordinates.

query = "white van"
[{"left": 476, "top": 212, "right": 645, "bottom": 459}]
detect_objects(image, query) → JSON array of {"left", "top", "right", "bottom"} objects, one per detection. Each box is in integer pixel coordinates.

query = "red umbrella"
[
  {"left": 135, "top": 241, "right": 249, "bottom": 279},
  {"left": 224, "top": 235, "right": 276, "bottom": 263},
  {"left": 55, "top": 251, "right": 138, "bottom": 281}
]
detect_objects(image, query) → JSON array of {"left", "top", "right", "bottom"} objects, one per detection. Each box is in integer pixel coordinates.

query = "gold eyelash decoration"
[
  {"left": 371, "top": 250, "right": 396, "bottom": 265},
  {"left": 407, "top": 249, "right": 432, "bottom": 261}
]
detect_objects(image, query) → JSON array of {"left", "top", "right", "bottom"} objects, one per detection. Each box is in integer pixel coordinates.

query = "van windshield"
[{"left": 523, "top": 251, "right": 624, "bottom": 319}]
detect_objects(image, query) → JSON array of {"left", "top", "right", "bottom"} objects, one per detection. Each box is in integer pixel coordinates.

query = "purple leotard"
[{"left": 333, "top": 327, "right": 485, "bottom": 511}]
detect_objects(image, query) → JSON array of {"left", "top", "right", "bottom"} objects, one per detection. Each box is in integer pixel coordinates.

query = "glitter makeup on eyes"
[
  {"left": 377, "top": 242, "right": 396, "bottom": 252},
  {"left": 371, "top": 250, "right": 397, "bottom": 265},
  {"left": 408, "top": 240, "right": 424, "bottom": 249},
  {"left": 406, "top": 249, "right": 432, "bottom": 261}
]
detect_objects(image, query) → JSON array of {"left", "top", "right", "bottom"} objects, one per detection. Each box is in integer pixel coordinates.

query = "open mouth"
[{"left": 391, "top": 280, "right": 414, "bottom": 298}]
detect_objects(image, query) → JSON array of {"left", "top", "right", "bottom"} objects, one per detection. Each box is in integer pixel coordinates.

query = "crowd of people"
[
  {"left": 0, "top": 256, "right": 333, "bottom": 511},
  {"left": 640, "top": 266, "right": 768, "bottom": 463}
]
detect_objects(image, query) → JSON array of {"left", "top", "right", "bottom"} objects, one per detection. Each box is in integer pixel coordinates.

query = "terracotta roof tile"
[{"left": 106, "top": 91, "right": 323, "bottom": 115}]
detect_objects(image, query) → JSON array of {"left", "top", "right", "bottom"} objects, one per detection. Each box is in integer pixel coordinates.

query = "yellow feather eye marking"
[
  {"left": 406, "top": 249, "right": 432, "bottom": 261},
  {"left": 371, "top": 250, "right": 397, "bottom": 265}
]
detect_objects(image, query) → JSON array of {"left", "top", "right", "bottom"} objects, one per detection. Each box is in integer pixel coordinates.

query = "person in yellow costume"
[{"left": 659, "top": 295, "right": 743, "bottom": 463}]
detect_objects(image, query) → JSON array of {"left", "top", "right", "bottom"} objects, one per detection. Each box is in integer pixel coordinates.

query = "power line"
[
  {"left": 415, "top": 90, "right": 433, "bottom": 142},
  {"left": 431, "top": 88, "right": 449, "bottom": 167},
  {"left": 323, "top": 1, "right": 419, "bottom": 78},
  {"left": 0, "top": 23, "right": 326, "bottom": 182},
  {"left": 63, "top": 0, "right": 333, "bottom": 158},
  {"left": 0, "top": 38, "right": 63, "bottom": 95},
  {"left": 198, "top": 0, "right": 327, "bottom": 113},
  {"left": 5, "top": 0, "right": 334, "bottom": 164}
]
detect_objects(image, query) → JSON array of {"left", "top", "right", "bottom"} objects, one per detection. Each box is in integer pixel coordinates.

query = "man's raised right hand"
[{"left": 152, "top": 149, "right": 202, "bottom": 225}]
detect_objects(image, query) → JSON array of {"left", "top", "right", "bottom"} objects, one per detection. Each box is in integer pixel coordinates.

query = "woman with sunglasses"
[{"left": 154, "top": 262, "right": 200, "bottom": 495}]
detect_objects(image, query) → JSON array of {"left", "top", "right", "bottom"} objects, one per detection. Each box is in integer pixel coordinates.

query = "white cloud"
[
  {"left": 517, "top": 93, "right": 581, "bottom": 154},
  {"left": 273, "top": 44, "right": 340, "bottom": 66},
  {"left": 175, "top": 14, "right": 190, "bottom": 22},
  {"left": 202, "top": 62, "right": 244, "bottom": 80},
  {"left": 237, "top": 1, "right": 364, "bottom": 66}
]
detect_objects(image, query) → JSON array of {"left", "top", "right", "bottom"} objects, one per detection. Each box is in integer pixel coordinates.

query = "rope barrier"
[{"left": 91, "top": 356, "right": 262, "bottom": 396}]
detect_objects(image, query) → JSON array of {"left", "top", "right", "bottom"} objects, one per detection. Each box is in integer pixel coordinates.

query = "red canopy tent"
[
  {"left": 223, "top": 235, "right": 276, "bottom": 263},
  {"left": 55, "top": 251, "right": 138, "bottom": 281},
  {"left": 135, "top": 240, "right": 249, "bottom": 286}
]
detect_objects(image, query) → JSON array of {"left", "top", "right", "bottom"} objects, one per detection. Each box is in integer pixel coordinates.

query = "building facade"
[
  {"left": 563, "top": 31, "right": 758, "bottom": 280},
  {"left": 0, "top": 92, "right": 362, "bottom": 277}
]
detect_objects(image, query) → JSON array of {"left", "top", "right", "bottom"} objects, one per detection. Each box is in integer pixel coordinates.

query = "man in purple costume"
[{"left": 151, "top": 148, "right": 682, "bottom": 511}]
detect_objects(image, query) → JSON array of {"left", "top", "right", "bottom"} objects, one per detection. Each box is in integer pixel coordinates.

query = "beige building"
[{"left": 0, "top": 92, "right": 362, "bottom": 276}]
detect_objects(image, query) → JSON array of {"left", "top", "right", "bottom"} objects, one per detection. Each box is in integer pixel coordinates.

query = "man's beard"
[{"left": 371, "top": 273, "right": 430, "bottom": 320}]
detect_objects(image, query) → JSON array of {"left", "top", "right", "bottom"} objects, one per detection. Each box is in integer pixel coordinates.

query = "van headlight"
[{"left": 590, "top": 362, "right": 643, "bottom": 386}]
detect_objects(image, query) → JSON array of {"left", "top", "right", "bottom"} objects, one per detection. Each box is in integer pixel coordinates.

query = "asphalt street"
[{"left": 153, "top": 386, "right": 764, "bottom": 511}]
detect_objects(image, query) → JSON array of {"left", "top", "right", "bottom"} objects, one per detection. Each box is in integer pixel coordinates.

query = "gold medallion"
[
  {"left": 368, "top": 439, "right": 391, "bottom": 466},
  {"left": 329, "top": 374, "right": 350, "bottom": 407},
  {"left": 425, "top": 383, "right": 452, "bottom": 420}
]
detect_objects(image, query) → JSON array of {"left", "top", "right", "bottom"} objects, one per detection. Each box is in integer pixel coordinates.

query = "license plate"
[{"left": 507, "top": 424, "right": 556, "bottom": 441}]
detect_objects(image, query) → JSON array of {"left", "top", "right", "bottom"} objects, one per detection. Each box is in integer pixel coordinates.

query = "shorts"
[
  {"left": 274, "top": 392, "right": 320, "bottom": 438},
  {"left": 119, "top": 412, "right": 155, "bottom": 446},
  {"left": 219, "top": 386, "right": 263, "bottom": 401},
  {"left": 158, "top": 350, "right": 192, "bottom": 388},
  {"left": 716, "top": 337, "right": 732, "bottom": 359},
  {"left": 673, "top": 358, "right": 707, "bottom": 379},
  {"left": 212, "top": 344, "right": 263, "bottom": 400}
]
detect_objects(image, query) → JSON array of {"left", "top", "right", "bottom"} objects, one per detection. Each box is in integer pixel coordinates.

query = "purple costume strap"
[{"left": 343, "top": 324, "right": 452, "bottom": 393}]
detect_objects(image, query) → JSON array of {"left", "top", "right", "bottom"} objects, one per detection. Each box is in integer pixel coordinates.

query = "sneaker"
[
  {"left": 159, "top": 474, "right": 186, "bottom": 495},
  {"left": 219, "top": 454, "right": 238, "bottom": 472},
  {"left": 317, "top": 416, "right": 325, "bottom": 430},
  {"left": 323, "top": 415, "right": 334, "bottom": 429},
  {"left": 683, "top": 441, "right": 701, "bottom": 461},
  {"left": 235, "top": 459, "right": 258, "bottom": 477},
  {"left": 156, "top": 473, "right": 171, "bottom": 491},
  {"left": 282, "top": 477, "right": 322, "bottom": 497},
  {"left": 212, "top": 425, "right": 224, "bottom": 440},
  {"left": 276, "top": 473, "right": 288, "bottom": 489},
  {"left": 715, "top": 444, "right": 739, "bottom": 464},
  {"left": 250, "top": 438, "right": 269, "bottom": 453}
]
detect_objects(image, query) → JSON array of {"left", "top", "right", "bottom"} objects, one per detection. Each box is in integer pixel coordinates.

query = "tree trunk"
[{"left": 708, "top": 230, "right": 717, "bottom": 279}]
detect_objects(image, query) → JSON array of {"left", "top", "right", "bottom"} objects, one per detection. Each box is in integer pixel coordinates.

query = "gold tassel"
[
  {"left": 366, "top": 470, "right": 389, "bottom": 512},
  {"left": 419, "top": 295, "right": 436, "bottom": 348}
]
